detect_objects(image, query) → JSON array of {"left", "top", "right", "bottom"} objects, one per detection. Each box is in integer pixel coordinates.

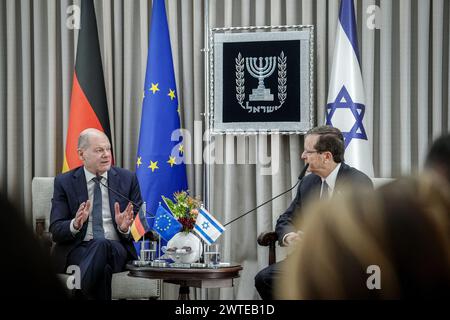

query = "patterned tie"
[
  {"left": 92, "top": 176, "right": 105, "bottom": 238},
  {"left": 321, "top": 180, "right": 329, "bottom": 199}
]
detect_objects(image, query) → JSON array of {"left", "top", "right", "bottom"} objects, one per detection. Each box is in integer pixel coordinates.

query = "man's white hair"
[{"left": 77, "top": 128, "right": 109, "bottom": 150}]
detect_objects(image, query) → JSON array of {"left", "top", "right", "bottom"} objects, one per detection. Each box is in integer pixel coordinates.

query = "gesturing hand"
[
  {"left": 115, "top": 202, "right": 134, "bottom": 233},
  {"left": 284, "top": 231, "right": 302, "bottom": 247},
  {"left": 74, "top": 201, "right": 90, "bottom": 230}
]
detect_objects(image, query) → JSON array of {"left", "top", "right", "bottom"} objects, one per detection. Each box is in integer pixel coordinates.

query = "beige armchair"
[{"left": 32, "top": 177, "right": 160, "bottom": 300}]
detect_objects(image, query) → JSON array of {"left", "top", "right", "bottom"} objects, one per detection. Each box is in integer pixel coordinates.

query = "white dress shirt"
[
  {"left": 70, "top": 167, "right": 128, "bottom": 241},
  {"left": 320, "top": 162, "right": 341, "bottom": 198}
]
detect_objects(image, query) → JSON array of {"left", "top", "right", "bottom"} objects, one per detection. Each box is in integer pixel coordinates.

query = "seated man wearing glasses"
[{"left": 254, "top": 125, "right": 373, "bottom": 300}]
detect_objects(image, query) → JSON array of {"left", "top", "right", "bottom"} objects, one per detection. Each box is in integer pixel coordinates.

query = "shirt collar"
[
  {"left": 83, "top": 167, "right": 108, "bottom": 183},
  {"left": 322, "top": 162, "right": 341, "bottom": 194}
]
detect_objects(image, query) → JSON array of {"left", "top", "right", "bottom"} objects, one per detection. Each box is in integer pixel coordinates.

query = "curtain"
[{"left": 0, "top": 0, "right": 449, "bottom": 299}]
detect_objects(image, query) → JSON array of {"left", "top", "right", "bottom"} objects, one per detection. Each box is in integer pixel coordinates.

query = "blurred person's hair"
[
  {"left": 306, "top": 126, "right": 345, "bottom": 163},
  {"left": 277, "top": 174, "right": 450, "bottom": 299},
  {"left": 0, "top": 194, "right": 67, "bottom": 299},
  {"left": 425, "top": 133, "right": 450, "bottom": 183}
]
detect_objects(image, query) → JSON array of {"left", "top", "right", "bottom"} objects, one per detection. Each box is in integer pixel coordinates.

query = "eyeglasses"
[{"left": 303, "top": 150, "right": 320, "bottom": 155}]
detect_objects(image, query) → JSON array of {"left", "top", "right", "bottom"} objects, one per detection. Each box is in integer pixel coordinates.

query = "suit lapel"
[
  {"left": 71, "top": 166, "right": 89, "bottom": 237},
  {"left": 312, "top": 177, "right": 322, "bottom": 199},
  {"left": 72, "top": 166, "right": 88, "bottom": 206},
  {"left": 108, "top": 167, "right": 118, "bottom": 225},
  {"left": 335, "top": 163, "right": 349, "bottom": 194},
  {"left": 302, "top": 175, "right": 321, "bottom": 202}
]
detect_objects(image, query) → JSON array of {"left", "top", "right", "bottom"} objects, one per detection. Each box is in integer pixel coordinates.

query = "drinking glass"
[
  {"left": 204, "top": 243, "right": 220, "bottom": 266},
  {"left": 140, "top": 240, "right": 157, "bottom": 261}
]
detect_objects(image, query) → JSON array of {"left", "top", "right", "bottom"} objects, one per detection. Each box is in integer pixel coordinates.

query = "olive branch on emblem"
[
  {"left": 235, "top": 52, "right": 246, "bottom": 108},
  {"left": 277, "top": 51, "right": 287, "bottom": 108},
  {"left": 235, "top": 51, "right": 287, "bottom": 112}
]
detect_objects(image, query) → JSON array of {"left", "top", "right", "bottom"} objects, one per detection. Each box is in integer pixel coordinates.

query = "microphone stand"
[
  {"left": 223, "top": 164, "right": 309, "bottom": 227},
  {"left": 96, "top": 174, "right": 155, "bottom": 218}
]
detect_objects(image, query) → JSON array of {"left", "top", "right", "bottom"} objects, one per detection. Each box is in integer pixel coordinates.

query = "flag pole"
[
  {"left": 140, "top": 233, "right": 145, "bottom": 261},
  {"left": 202, "top": 0, "right": 209, "bottom": 297},
  {"left": 141, "top": 202, "right": 146, "bottom": 261},
  {"left": 157, "top": 202, "right": 161, "bottom": 260}
]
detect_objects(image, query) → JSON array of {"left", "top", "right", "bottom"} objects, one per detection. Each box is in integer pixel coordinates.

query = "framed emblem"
[{"left": 209, "top": 25, "right": 315, "bottom": 134}]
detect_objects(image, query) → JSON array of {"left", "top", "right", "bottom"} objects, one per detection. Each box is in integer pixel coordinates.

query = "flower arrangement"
[{"left": 162, "top": 191, "right": 201, "bottom": 233}]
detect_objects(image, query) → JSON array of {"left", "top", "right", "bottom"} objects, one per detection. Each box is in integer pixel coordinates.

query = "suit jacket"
[
  {"left": 49, "top": 166, "right": 141, "bottom": 272},
  {"left": 275, "top": 162, "right": 373, "bottom": 242}
]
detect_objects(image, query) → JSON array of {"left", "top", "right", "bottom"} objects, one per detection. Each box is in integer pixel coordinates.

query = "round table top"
[{"left": 126, "top": 263, "right": 243, "bottom": 281}]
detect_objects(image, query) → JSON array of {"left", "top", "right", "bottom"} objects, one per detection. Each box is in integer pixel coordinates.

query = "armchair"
[{"left": 32, "top": 177, "right": 160, "bottom": 300}]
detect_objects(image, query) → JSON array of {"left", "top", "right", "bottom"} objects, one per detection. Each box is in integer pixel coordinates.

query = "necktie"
[
  {"left": 321, "top": 181, "right": 329, "bottom": 199},
  {"left": 92, "top": 176, "right": 105, "bottom": 238}
]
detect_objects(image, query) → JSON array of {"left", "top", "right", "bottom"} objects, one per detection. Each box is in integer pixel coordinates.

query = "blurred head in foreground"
[
  {"left": 0, "top": 194, "right": 67, "bottom": 299},
  {"left": 277, "top": 174, "right": 450, "bottom": 299},
  {"left": 425, "top": 133, "right": 450, "bottom": 184}
]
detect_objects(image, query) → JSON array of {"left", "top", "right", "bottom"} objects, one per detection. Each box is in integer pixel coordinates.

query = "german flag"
[
  {"left": 131, "top": 205, "right": 151, "bottom": 242},
  {"left": 63, "top": 0, "right": 113, "bottom": 172}
]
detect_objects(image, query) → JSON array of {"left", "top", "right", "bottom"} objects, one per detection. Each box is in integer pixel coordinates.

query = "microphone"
[
  {"left": 223, "top": 164, "right": 309, "bottom": 227},
  {"left": 95, "top": 173, "right": 155, "bottom": 218},
  {"left": 297, "top": 162, "right": 310, "bottom": 181}
]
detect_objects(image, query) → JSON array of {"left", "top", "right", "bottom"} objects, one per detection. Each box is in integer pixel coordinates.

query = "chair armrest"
[
  {"left": 257, "top": 231, "right": 278, "bottom": 265},
  {"left": 35, "top": 218, "right": 53, "bottom": 251},
  {"left": 257, "top": 231, "right": 278, "bottom": 246}
]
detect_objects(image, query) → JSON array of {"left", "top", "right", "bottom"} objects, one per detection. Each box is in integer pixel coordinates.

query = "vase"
[{"left": 166, "top": 232, "right": 203, "bottom": 263}]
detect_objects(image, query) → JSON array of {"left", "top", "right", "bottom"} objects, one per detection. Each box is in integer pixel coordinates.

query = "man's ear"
[
  {"left": 77, "top": 149, "right": 84, "bottom": 161},
  {"left": 324, "top": 151, "right": 333, "bottom": 162}
]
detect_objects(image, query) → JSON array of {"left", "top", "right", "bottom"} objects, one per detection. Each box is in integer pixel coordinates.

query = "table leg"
[{"left": 178, "top": 282, "right": 190, "bottom": 300}]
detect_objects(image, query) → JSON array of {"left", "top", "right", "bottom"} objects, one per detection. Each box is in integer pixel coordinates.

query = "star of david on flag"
[
  {"left": 326, "top": 86, "right": 367, "bottom": 149},
  {"left": 325, "top": 0, "right": 374, "bottom": 177},
  {"left": 194, "top": 207, "right": 225, "bottom": 245}
]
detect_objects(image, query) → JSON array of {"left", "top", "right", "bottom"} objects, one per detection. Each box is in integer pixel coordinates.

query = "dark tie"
[
  {"left": 92, "top": 176, "right": 105, "bottom": 238},
  {"left": 321, "top": 181, "right": 329, "bottom": 199}
]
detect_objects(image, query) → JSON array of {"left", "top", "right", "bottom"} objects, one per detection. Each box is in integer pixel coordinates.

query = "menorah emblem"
[{"left": 245, "top": 56, "right": 277, "bottom": 101}]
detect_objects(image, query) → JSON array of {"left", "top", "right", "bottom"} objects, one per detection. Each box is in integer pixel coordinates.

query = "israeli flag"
[
  {"left": 194, "top": 207, "right": 225, "bottom": 245},
  {"left": 326, "top": 0, "right": 374, "bottom": 177}
]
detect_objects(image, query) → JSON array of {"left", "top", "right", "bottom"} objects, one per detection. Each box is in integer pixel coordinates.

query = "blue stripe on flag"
[
  {"left": 200, "top": 209, "right": 224, "bottom": 233},
  {"left": 338, "top": 0, "right": 361, "bottom": 64},
  {"left": 194, "top": 224, "right": 214, "bottom": 244}
]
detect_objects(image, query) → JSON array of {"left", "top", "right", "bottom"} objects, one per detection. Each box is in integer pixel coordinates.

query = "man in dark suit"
[
  {"left": 255, "top": 126, "right": 373, "bottom": 300},
  {"left": 50, "top": 128, "right": 140, "bottom": 300}
]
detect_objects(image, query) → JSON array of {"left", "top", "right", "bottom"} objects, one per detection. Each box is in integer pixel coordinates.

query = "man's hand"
[
  {"left": 73, "top": 201, "right": 90, "bottom": 230},
  {"left": 115, "top": 202, "right": 134, "bottom": 233},
  {"left": 284, "top": 231, "right": 302, "bottom": 246}
]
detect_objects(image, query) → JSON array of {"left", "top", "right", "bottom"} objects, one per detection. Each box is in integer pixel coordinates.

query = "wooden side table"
[{"left": 126, "top": 264, "right": 243, "bottom": 300}]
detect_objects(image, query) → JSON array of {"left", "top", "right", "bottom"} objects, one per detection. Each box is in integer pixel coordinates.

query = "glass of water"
[
  {"left": 204, "top": 243, "right": 220, "bottom": 266},
  {"left": 140, "top": 240, "right": 157, "bottom": 261}
]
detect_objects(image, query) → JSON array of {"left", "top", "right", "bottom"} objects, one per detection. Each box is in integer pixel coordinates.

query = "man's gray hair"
[
  {"left": 78, "top": 131, "right": 91, "bottom": 150},
  {"left": 77, "top": 128, "right": 110, "bottom": 150}
]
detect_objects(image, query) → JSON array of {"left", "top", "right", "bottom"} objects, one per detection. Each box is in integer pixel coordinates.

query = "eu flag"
[
  {"left": 136, "top": 0, "right": 188, "bottom": 251},
  {"left": 153, "top": 205, "right": 182, "bottom": 242}
]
